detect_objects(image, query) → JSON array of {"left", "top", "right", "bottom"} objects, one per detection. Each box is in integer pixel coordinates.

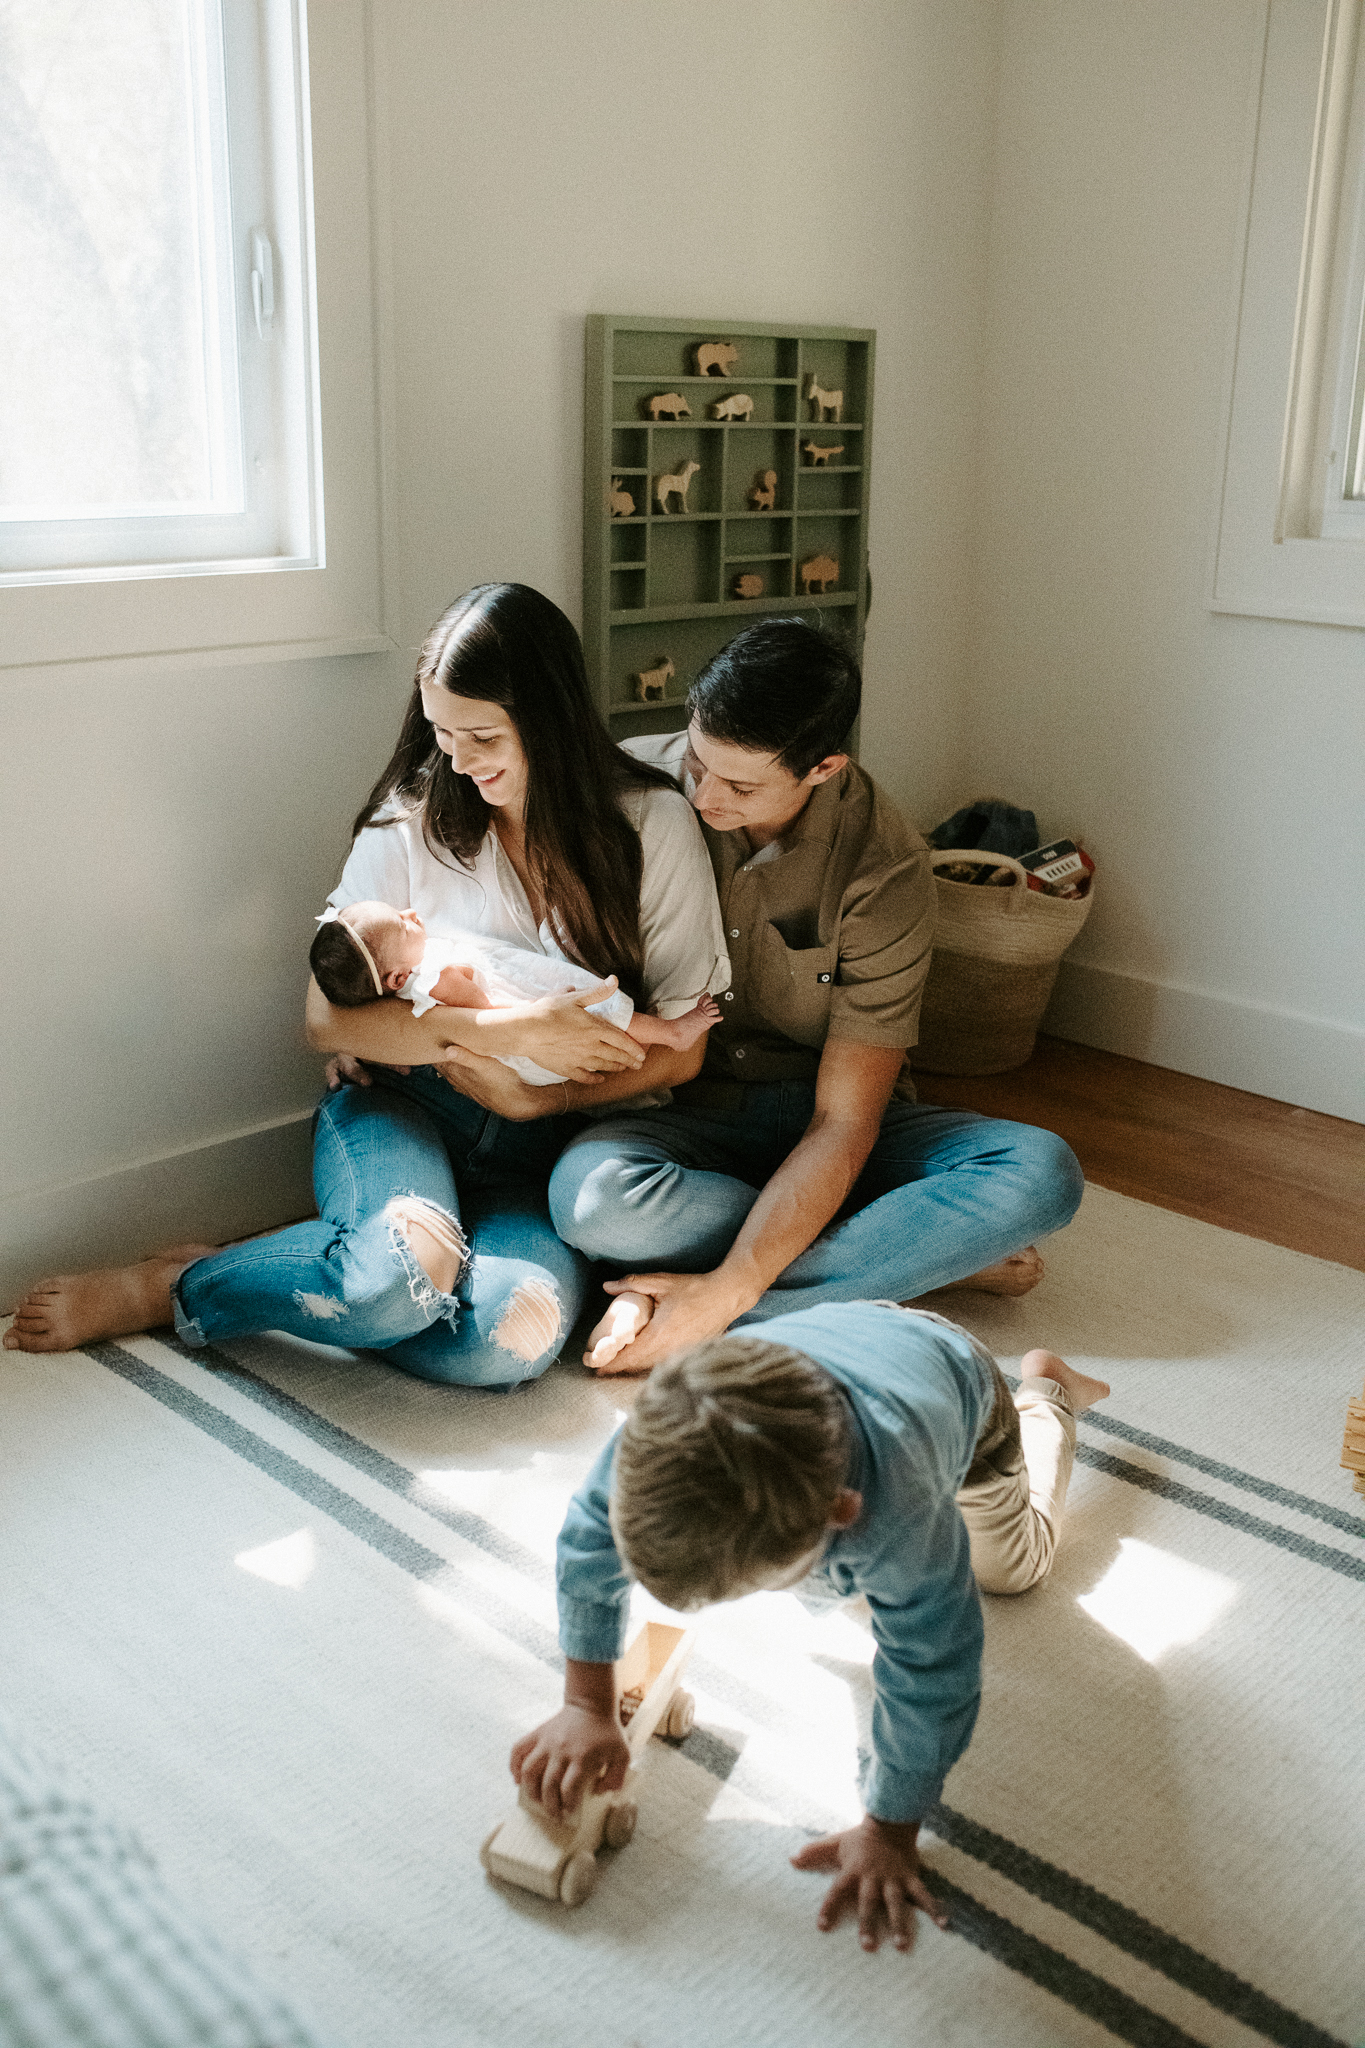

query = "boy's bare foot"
[
  {"left": 2, "top": 1247, "right": 213, "bottom": 1355},
  {"left": 1020, "top": 1346, "right": 1109, "bottom": 1412},
  {"left": 936, "top": 1247, "right": 1044, "bottom": 1297},
  {"left": 584, "top": 1289, "right": 654, "bottom": 1371}
]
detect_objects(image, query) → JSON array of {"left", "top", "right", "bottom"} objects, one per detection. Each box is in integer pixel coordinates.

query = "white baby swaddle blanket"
[{"left": 401, "top": 933, "right": 635, "bottom": 1086}]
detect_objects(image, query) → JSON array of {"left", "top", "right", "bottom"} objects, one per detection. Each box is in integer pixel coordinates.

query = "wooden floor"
[{"left": 914, "top": 1035, "right": 1364, "bottom": 1272}]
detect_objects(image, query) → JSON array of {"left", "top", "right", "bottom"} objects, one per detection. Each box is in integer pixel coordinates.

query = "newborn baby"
[{"left": 309, "top": 900, "right": 720, "bottom": 1086}]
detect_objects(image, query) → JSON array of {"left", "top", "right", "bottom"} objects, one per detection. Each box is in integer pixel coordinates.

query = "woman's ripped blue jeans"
[{"left": 172, "top": 1069, "right": 590, "bottom": 1387}]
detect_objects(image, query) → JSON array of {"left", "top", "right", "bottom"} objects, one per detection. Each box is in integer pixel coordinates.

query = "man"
[{"left": 548, "top": 617, "right": 1083, "bottom": 1373}]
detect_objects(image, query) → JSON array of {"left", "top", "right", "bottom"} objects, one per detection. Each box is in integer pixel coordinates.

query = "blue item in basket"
[{"left": 928, "top": 799, "right": 1038, "bottom": 858}]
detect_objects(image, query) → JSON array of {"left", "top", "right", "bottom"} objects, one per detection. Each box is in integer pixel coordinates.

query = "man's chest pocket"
[{"left": 755, "top": 921, "right": 837, "bottom": 1048}]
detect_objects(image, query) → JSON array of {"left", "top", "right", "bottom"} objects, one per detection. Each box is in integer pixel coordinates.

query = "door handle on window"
[{"left": 250, "top": 228, "right": 275, "bottom": 337}]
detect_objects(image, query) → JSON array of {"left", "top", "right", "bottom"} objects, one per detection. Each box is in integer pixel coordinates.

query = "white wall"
[
  {"left": 1, "top": 1, "right": 1002, "bottom": 1299},
  {"left": 374, "top": 0, "right": 1000, "bottom": 825},
  {"left": 970, "top": 0, "right": 1364, "bottom": 1120}
]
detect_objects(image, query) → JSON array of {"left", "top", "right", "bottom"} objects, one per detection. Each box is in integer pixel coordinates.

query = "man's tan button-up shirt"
[{"left": 626, "top": 733, "right": 936, "bottom": 1100}]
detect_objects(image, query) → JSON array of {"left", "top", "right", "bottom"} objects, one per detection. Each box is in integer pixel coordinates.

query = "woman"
[{"left": 6, "top": 586, "right": 729, "bottom": 1385}]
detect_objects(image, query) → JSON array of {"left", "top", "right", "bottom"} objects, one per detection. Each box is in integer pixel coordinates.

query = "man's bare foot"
[
  {"left": 1020, "top": 1346, "right": 1109, "bottom": 1413},
  {"left": 2, "top": 1248, "right": 211, "bottom": 1355},
  {"left": 937, "top": 1247, "right": 1044, "bottom": 1298},
  {"left": 584, "top": 1289, "right": 653, "bottom": 1371}
]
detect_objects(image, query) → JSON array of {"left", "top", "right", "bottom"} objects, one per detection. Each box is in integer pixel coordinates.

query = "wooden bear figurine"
[
  {"left": 696, "top": 341, "right": 739, "bottom": 377},
  {"left": 648, "top": 393, "right": 692, "bottom": 420}
]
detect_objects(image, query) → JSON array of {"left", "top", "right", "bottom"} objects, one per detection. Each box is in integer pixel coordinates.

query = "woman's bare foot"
[
  {"left": 1020, "top": 1346, "right": 1110, "bottom": 1412},
  {"left": 584, "top": 1289, "right": 653, "bottom": 1371},
  {"left": 938, "top": 1247, "right": 1044, "bottom": 1297},
  {"left": 2, "top": 1247, "right": 213, "bottom": 1355}
]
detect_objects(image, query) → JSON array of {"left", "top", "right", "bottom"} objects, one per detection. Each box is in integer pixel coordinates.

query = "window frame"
[
  {"left": 0, "top": 0, "right": 388, "bottom": 672},
  {"left": 1210, "top": 0, "right": 1365, "bottom": 628}
]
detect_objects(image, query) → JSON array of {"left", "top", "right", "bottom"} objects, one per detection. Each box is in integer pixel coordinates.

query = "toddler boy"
[{"left": 512, "top": 1301, "right": 1108, "bottom": 1951}]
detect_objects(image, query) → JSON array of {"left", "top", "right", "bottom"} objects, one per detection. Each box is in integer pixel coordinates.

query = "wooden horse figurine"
[{"left": 655, "top": 460, "right": 701, "bottom": 513}]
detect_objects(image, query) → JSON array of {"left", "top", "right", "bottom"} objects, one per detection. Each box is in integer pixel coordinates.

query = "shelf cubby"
[{"left": 585, "top": 315, "right": 875, "bottom": 731}]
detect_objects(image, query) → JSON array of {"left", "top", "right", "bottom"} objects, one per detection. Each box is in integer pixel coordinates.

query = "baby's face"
[{"left": 344, "top": 902, "right": 426, "bottom": 980}]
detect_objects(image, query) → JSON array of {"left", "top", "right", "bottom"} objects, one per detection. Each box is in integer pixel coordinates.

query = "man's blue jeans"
[
  {"left": 172, "top": 1070, "right": 590, "bottom": 1387},
  {"left": 547, "top": 1084, "right": 1084, "bottom": 1318}
]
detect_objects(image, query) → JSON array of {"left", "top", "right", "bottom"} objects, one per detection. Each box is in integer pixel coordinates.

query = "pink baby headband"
[{"left": 315, "top": 906, "right": 384, "bottom": 999}]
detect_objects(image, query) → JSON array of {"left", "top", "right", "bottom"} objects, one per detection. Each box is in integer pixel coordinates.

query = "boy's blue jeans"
[
  {"left": 172, "top": 1069, "right": 590, "bottom": 1387},
  {"left": 547, "top": 1082, "right": 1084, "bottom": 1318}
]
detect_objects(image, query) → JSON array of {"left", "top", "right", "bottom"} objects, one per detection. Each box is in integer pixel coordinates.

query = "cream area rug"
[{"left": 2, "top": 1184, "right": 1363, "bottom": 2048}]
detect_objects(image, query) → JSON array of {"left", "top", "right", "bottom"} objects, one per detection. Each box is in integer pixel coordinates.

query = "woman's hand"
[
  {"left": 791, "top": 1818, "right": 949, "bottom": 1952},
  {"left": 434, "top": 1047, "right": 566, "bottom": 1121},
  {"left": 467, "top": 980, "right": 644, "bottom": 1083}
]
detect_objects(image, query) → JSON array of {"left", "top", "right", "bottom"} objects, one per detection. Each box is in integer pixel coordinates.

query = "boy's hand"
[
  {"left": 791, "top": 1817, "right": 949, "bottom": 1952},
  {"left": 510, "top": 1705, "right": 630, "bottom": 1821}
]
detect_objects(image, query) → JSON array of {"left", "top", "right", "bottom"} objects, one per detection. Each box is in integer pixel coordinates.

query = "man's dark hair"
[
  {"left": 688, "top": 618, "right": 861, "bottom": 779},
  {"left": 309, "top": 921, "right": 381, "bottom": 1008}
]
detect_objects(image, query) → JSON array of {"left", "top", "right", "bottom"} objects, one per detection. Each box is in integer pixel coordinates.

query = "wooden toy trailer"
[{"left": 480, "top": 1621, "right": 696, "bottom": 1908}]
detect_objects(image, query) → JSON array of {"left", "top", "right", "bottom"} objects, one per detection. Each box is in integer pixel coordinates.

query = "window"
[
  {"left": 1211, "top": 0, "right": 1365, "bottom": 626},
  {"left": 0, "top": 0, "right": 385, "bottom": 668}
]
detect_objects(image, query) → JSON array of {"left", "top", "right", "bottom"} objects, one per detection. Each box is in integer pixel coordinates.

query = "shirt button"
[
  {"left": 735, "top": 1048, "right": 746, "bottom": 1059},
  {"left": 724, "top": 991, "right": 734, "bottom": 1001},
  {"left": 729, "top": 929, "right": 739, "bottom": 938}
]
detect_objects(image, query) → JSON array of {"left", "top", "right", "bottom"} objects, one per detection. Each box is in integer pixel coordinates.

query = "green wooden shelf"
[{"left": 585, "top": 314, "right": 875, "bottom": 731}]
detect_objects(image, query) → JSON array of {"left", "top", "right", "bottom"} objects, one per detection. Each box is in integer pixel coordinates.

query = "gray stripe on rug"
[
  {"left": 926, "top": 1803, "right": 1351, "bottom": 2048},
  {"left": 1078, "top": 1413, "right": 1365, "bottom": 1538},
  {"left": 85, "top": 1338, "right": 1346, "bottom": 2048},
  {"left": 1073, "top": 1444, "right": 1365, "bottom": 1583}
]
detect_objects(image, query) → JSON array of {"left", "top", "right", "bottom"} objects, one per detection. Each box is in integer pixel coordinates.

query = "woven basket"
[{"left": 910, "top": 848, "right": 1093, "bottom": 1075}]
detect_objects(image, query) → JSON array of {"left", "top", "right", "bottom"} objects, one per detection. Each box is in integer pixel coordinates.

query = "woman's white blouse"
[{"left": 326, "top": 783, "right": 730, "bottom": 1019}]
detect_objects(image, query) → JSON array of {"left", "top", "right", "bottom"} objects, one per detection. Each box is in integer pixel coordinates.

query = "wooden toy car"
[
  {"left": 481, "top": 1621, "right": 696, "bottom": 1907},
  {"left": 1341, "top": 1381, "right": 1365, "bottom": 1497}
]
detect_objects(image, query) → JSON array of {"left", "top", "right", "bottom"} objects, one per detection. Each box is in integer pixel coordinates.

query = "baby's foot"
[
  {"left": 584, "top": 1289, "right": 653, "bottom": 1371},
  {"left": 2, "top": 1247, "right": 212, "bottom": 1355},
  {"left": 651, "top": 994, "right": 723, "bottom": 1051},
  {"left": 1020, "top": 1347, "right": 1110, "bottom": 1413}
]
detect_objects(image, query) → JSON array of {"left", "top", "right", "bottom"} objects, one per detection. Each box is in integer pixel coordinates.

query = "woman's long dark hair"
[{"left": 353, "top": 584, "right": 678, "bottom": 1005}]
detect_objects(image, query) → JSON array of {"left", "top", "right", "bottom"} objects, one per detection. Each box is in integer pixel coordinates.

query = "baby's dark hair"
[{"left": 310, "top": 919, "right": 384, "bottom": 1007}]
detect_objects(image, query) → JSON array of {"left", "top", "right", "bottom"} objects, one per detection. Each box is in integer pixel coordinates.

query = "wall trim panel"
[
  {"left": 2, "top": 1114, "right": 315, "bottom": 1309},
  {"left": 1045, "top": 960, "right": 1362, "bottom": 1123}
]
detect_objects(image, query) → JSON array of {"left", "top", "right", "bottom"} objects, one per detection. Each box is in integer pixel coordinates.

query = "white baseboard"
[
  {"left": 1, "top": 1112, "right": 315, "bottom": 1311},
  {"left": 1044, "top": 960, "right": 1363, "bottom": 1124}
]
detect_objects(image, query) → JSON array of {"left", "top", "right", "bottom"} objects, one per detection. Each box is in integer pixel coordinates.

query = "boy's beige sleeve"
[{"left": 826, "top": 847, "right": 936, "bottom": 1048}]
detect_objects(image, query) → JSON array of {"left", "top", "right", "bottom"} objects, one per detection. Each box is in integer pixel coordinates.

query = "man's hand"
[
  {"left": 591, "top": 1270, "right": 754, "bottom": 1373},
  {"left": 510, "top": 1705, "right": 630, "bottom": 1822},
  {"left": 790, "top": 1818, "right": 949, "bottom": 1952},
  {"left": 323, "top": 1052, "right": 413, "bottom": 1091}
]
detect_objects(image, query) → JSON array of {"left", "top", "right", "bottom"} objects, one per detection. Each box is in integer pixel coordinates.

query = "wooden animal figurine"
[
  {"left": 633, "top": 655, "right": 675, "bottom": 702},
  {"left": 711, "top": 393, "right": 754, "bottom": 422},
  {"left": 734, "top": 572, "right": 764, "bottom": 599},
  {"left": 800, "top": 553, "right": 839, "bottom": 593},
  {"left": 805, "top": 373, "right": 844, "bottom": 422},
  {"left": 481, "top": 1621, "right": 696, "bottom": 1907},
  {"left": 696, "top": 341, "right": 739, "bottom": 377},
  {"left": 749, "top": 469, "right": 777, "bottom": 511},
  {"left": 1341, "top": 1380, "right": 1365, "bottom": 1497},
  {"left": 656, "top": 459, "right": 701, "bottom": 513},
  {"left": 648, "top": 393, "right": 692, "bottom": 421},
  {"left": 803, "top": 441, "right": 844, "bottom": 467},
  {"left": 609, "top": 479, "right": 635, "bottom": 517}
]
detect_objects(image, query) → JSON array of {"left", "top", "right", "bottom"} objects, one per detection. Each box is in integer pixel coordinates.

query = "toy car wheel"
[
  {"left": 478, "top": 1826, "right": 500, "bottom": 1873},
  {"left": 559, "top": 1851, "right": 598, "bottom": 1906},
  {"left": 663, "top": 1688, "right": 695, "bottom": 1740},
  {"left": 604, "top": 1801, "right": 637, "bottom": 1850}
]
